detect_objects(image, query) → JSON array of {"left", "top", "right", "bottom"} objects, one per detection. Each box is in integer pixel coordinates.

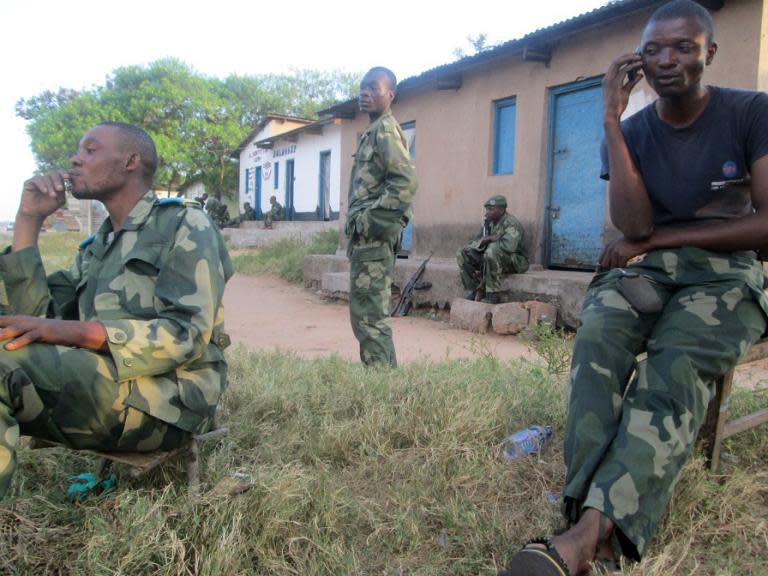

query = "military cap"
[{"left": 484, "top": 195, "right": 507, "bottom": 207}]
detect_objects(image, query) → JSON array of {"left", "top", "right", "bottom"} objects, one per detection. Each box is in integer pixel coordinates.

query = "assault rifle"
[{"left": 390, "top": 252, "right": 433, "bottom": 317}]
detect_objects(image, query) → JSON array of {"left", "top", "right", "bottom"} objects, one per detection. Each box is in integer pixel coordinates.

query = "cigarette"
[{"left": 63, "top": 178, "right": 73, "bottom": 194}]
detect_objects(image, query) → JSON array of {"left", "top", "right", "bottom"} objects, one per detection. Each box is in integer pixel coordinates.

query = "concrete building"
[
  {"left": 234, "top": 113, "right": 344, "bottom": 221},
  {"left": 304, "top": 0, "right": 768, "bottom": 327},
  {"left": 322, "top": 0, "right": 768, "bottom": 269}
]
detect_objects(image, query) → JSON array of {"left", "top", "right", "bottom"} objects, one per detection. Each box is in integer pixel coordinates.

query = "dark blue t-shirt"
[{"left": 601, "top": 87, "right": 768, "bottom": 226}]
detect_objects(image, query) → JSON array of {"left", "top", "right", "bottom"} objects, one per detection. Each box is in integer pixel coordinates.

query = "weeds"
[
  {"left": 521, "top": 321, "right": 574, "bottom": 376},
  {"left": 232, "top": 229, "right": 339, "bottom": 283}
]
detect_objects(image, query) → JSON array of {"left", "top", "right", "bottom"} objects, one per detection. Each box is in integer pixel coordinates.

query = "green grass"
[
  {"left": 0, "top": 231, "right": 87, "bottom": 272},
  {"left": 3, "top": 349, "right": 767, "bottom": 575},
  {"left": 232, "top": 229, "right": 339, "bottom": 283}
]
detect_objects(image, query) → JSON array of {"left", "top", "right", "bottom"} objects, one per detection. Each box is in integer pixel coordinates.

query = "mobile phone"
[{"left": 627, "top": 48, "right": 642, "bottom": 82}]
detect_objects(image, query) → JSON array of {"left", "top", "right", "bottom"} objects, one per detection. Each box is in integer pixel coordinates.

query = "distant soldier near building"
[
  {"left": 0, "top": 122, "right": 233, "bottom": 499},
  {"left": 242, "top": 202, "right": 257, "bottom": 221},
  {"left": 205, "top": 196, "right": 238, "bottom": 228},
  {"left": 456, "top": 195, "right": 529, "bottom": 304},
  {"left": 263, "top": 196, "right": 285, "bottom": 229},
  {"left": 345, "top": 66, "right": 417, "bottom": 367}
]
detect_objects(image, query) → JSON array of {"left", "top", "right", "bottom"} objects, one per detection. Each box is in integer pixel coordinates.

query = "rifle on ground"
[{"left": 390, "top": 252, "right": 433, "bottom": 317}]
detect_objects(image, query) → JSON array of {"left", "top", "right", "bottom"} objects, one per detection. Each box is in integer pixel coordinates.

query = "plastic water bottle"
[{"left": 502, "top": 425, "right": 553, "bottom": 460}]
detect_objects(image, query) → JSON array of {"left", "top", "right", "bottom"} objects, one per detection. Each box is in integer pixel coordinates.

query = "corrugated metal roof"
[
  {"left": 252, "top": 116, "right": 342, "bottom": 148},
  {"left": 232, "top": 113, "right": 317, "bottom": 157},
  {"left": 319, "top": 0, "right": 668, "bottom": 116}
]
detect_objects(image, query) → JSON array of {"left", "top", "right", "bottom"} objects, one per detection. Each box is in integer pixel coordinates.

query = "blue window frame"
[
  {"left": 274, "top": 161, "right": 280, "bottom": 190},
  {"left": 493, "top": 97, "right": 516, "bottom": 175},
  {"left": 400, "top": 121, "right": 416, "bottom": 161}
]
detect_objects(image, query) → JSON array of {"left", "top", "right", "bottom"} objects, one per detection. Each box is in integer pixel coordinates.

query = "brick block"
[
  {"left": 523, "top": 301, "right": 558, "bottom": 326},
  {"left": 450, "top": 298, "right": 494, "bottom": 334},
  {"left": 491, "top": 302, "right": 529, "bottom": 335}
]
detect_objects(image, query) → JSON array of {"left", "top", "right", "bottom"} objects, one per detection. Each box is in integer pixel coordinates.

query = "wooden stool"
[
  {"left": 700, "top": 339, "right": 768, "bottom": 472},
  {"left": 29, "top": 427, "right": 229, "bottom": 494}
]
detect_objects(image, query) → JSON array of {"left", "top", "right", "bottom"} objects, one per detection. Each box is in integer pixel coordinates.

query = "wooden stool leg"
[
  {"left": 702, "top": 371, "right": 735, "bottom": 472},
  {"left": 186, "top": 439, "right": 200, "bottom": 495},
  {"left": 97, "top": 458, "right": 113, "bottom": 477}
]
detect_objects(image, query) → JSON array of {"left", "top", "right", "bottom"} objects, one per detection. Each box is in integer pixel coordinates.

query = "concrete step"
[
  {"left": 223, "top": 221, "right": 336, "bottom": 249},
  {"left": 305, "top": 253, "right": 593, "bottom": 329}
]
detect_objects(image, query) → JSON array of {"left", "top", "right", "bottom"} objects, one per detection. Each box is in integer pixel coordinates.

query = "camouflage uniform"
[
  {"left": 345, "top": 110, "right": 417, "bottom": 367},
  {"left": 457, "top": 213, "right": 529, "bottom": 294},
  {"left": 563, "top": 246, "right": 767, "bottom": 559},
  {"left": 0, "top": 193, "right": 233, "bottom": 499},
  {"left": 242, "top": 204, "right": 257, "bottom": 221},
  {"left": 263, "top": 202, "right": 285, "bottom": 228}
]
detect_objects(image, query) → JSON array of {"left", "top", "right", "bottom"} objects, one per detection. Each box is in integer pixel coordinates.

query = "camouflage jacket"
[
  {"left": 268, "top": 202, "right": 285, "bottom": 220},
  {"left": 345, "top": 110, "right": 417, "bottom": 247},
  {"left": 0, "top": 192, "right": 234, "bottom": 433},
  {"left": 469, "top": 213, "right": 528, "bottom": 256}
]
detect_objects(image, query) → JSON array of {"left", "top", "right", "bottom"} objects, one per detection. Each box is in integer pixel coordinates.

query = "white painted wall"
[{"left": 238, "top": 123, "right": 341, "bottom": 219}]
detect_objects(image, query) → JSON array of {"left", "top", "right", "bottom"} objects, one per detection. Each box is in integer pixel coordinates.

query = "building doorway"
[
  {"left": 400, "top": 121, "right": 416, "bottom": 254},
  {"left": 254, "top": 166, "right": 263, "bottom": 219},
  {"left": 545, "top": 78, "right": 606, "bottom": 269},
  {"left": 285, "top": 159, "right": 295, "bottom": 221},
  {"left": 318, "top": 151, "right": 331, "bottom": 220}
]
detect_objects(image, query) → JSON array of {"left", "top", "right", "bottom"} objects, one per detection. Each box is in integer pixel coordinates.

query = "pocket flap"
[{"left": 351, "top": 242, "right": 390, "bottom": 262}]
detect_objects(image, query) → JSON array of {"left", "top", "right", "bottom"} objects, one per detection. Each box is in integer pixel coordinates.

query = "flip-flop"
[{"left": 499, "top": 537, "right": 571, "bottom": 576}]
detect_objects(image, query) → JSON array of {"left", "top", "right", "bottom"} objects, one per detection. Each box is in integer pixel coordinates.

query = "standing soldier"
[
  {"left": 456, "top": 195, "right": 528, "bottom": 304},
  {"left": 345, "top": 67, "right": 417, "bottom": 367}
]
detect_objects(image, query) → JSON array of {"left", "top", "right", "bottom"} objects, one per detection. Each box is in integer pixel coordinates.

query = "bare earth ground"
[
  {"left": 224, "top": 273, "right": 768, "bottom": 390},
  {"left": 224, "top": 273, "right": 536, "bottom": 363}
]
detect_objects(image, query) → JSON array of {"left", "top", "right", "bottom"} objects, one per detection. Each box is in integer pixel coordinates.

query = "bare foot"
[{"left": 546, "top": 508, "right": 615, "bottom": 575}]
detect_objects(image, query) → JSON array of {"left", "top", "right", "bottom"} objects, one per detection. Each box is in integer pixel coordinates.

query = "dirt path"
[
  {"left": 223, "top": 274, "right": 768, "bottom": 390},
  {"left": 223, "top": 273, "right": 536, "bottom": 363}
]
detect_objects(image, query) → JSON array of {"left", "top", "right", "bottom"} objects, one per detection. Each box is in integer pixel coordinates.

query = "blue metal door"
[
  {"left": 400, "top": 121, "right": 416, "bottom": 253},
  {"left": 254, "top": 166, "right": 262, "bottom": 219},
  {"left": 546, "top": 79, "right": 606, "bottom": 269},
  {"left": 318, "top": 151, "right": 331, "bottom": 220},
  {"left": 285, "top": 159, "right": 295, "bottom": 220}
]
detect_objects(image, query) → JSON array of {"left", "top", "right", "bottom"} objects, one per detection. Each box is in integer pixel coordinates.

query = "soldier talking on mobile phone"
[{"left": 501, "top": 1, "right": 768, "bottom": 574}]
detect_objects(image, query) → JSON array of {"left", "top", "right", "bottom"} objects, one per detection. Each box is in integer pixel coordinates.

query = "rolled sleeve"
[{"left": 0, "top": 245, "right": 53, "bottom": 316}]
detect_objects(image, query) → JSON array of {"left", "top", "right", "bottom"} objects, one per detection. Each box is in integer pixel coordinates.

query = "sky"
[{"left": 0, "top": 0, "right": 610, "bottom": 222}]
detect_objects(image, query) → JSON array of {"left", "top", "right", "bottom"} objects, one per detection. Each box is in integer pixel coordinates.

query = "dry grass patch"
[{"left": 2, "top": 347, "right": 767, "bottom": 575}]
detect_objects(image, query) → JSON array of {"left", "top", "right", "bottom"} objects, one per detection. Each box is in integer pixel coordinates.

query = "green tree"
[
  {"left": 16, "top": 60, "right": 359, "bottom": 200},
  {"left": 453, "top": 33, "right": 491, "bottom": 60}
]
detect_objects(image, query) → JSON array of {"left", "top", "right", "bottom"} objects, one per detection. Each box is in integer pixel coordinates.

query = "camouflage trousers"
[
  {"left": 0, "top": 343, "right": 188, "bottom": 500},
  {"left": 563, "top": 247, "right": 766, "bottom": 560},
  {"left": 456, "top": 242, "right": 528, "bottom": 293},
  {"left": 263, "top": 210, "right": 281, "bottom": 228},
  {"left": 349, "top": 238, "right": 397, "bottom": 367}
]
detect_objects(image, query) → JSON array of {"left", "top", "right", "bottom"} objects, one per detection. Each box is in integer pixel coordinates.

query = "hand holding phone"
[{"left": 626, "top": 48, "right": 643, "bottom": 83}]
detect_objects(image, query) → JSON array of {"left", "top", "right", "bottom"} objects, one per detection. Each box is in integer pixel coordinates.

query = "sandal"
[{"left": 499, "top": 537, "right": 571, "bottom": 576}]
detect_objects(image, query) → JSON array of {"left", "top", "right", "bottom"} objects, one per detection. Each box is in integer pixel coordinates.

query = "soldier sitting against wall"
[
  {"left": 263, "top": 195, "right": 285, "bottom": 229},
  {"left": 242, "top": 201, "right": 257, "bottom": 221},
  {"left": 0, "top": 122, "right": 233, "bottom": 499},
  {"left": 456, "top": 195, "right": 529, "bottom": 304},
  {"left": 205, "top": 196, "right": 240, "bottom": 229}
]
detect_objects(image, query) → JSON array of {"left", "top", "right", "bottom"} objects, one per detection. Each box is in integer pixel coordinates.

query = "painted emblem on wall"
[{"left": 263, "top": 161, "right": 272, "bottom": 180}]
